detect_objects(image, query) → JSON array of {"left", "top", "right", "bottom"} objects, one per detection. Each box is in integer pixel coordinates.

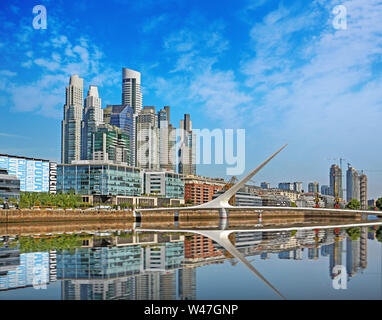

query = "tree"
[
  {"left": 291, "top": 202, "right": 297, "bottom": 207},
  {"left": 376, "top": 226, "right": 382, "bottom": 243},
  {"left": 346, "top": 227, "right": 361, "bottom": 241},
  {"left": 346, "top": 199, "right": 361, "bottom": 210},
  {"left": 376, "top": 198, "right": 382, "bottom": 210}
]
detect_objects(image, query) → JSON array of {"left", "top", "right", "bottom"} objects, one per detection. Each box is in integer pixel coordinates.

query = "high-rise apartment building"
[
  {"left": 122, "top": 68, "right": 143, "bottom": 167},
  {"left": 329, "top": 164, "right": 343, "bottom": 199},
  {"left": 122, "top": 68, "right": 142, "bottom": 114},
  {"left": 321, "top": 185, "right": 330, "bottom": 195},
  {"left": 62, "top": 75, "right": 84, "bottom": 164},
  {"left": 360, "top": 174, "right": 368, "bottom": 210},
  {"left": 106, "top": 105, "right": 134, "bottom": 165},
  {"left": 179, "top": 114, "right": 196, "bottom": 175},
  {"left": 81, "top": 85, "right": 103, "bottom": 161},
  {"left": 92, "top": 124, "right": 131, "bottom": 164},
  {"left": 136, "top": 107, "right": 159, "bottom": 169},
  {"left": 308, "top": 182, "right": 319, "bottom": 194},
  {"left": 158, "top": 106, "right": 176, "bottom": 172},
  {"left": 346, "top": 165, "right": 360, "bottom": 202}
]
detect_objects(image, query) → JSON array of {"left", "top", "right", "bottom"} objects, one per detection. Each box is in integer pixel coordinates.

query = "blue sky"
[{"left": 0, "top": 0, "right": 382, "bottom": 198}]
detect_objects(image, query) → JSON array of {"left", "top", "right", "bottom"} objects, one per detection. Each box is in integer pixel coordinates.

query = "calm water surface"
[{"left": 0, "top": 217, "right": 381, "bottom": 300}]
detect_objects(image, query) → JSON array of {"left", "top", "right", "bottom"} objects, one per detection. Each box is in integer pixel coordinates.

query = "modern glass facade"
[
  {"left": 109, "top": 105, "right": 134, "bottom": 165},
  {"left": 144, "top": 171, "right": 185, "bottom": 199},
  {"left": 165, "top": 173, "right": 185, "bottom": 199},
  {"left": 93, "top": 125, "right": 131, "bottom": 165},
  {"left": 0, "top": 170, "right": 20, "bottom": 201},
  {"left": 57, "top": 162, "right": 142, "bottom": 196}
]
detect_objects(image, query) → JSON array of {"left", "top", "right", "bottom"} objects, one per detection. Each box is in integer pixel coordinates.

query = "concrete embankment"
[
  {"left": 0, "top": 208, "right": 363, "bottom": 224},
  {"left": 0, "top": 209, "right": 134, "bottom": 223}
]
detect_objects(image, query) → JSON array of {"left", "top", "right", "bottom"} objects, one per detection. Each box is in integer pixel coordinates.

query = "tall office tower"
[
  {"left": 122, "top": 68, "right": 142, "bottom": 114},
  {"left": 92, "top": 124, "right": 130, "bottom": 164},
  {"left": 81, "top": 85, "right": 103, "bottom": 160},
  {"left": 136, "top": 106, "right": 159, "bottom": 169},
  {"left": 178, "top": 268, "right": 196, "bottom": 300},
  {"left": 321, "top": 185, "right": 330, "bottom": 195},
  {"left": 359, "top": 174, "right": 368, "bottom": 210},
  {"left": 158, "top": 106, "right": 176, "bottom": 171},
  {"left": 122, "top": 68, "right": 142, "bottom": 167},
  {"left": 346, "top": 165, "right": 360, "bottom": 202},
  {"left": 329, "top": 164, "right": 343, "bottom": 199},
  {"left": 308, "top": 182, "right": 319, "bottom": 194},
  {"left": 62, "top": 75, "right": 84, "bottom": 164},
  {"left": 107, "top": 105, "right": 134, "bottom": 165},
  {"left": 179, "top": 114, "right": 196, "bottom": 175},
  {"left": 102, "top": 106, "right": 112, "bottom": 124}
]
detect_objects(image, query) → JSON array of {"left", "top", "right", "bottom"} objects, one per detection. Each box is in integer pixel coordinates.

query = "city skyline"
[{"left": 0, "top": 0, "right": 382, "bottom": 197}]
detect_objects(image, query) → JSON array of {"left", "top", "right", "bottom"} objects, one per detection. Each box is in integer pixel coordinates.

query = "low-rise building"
[
  {"left": 295, "top": 194, "right": 325, "bottom": 208},
  {"left": 144, "top": 170, "right": 184, "bottom": 199},
  {"left": 57, "top": 160, "right": 142, "bottom": 197},
  {"left": 0, "top": 169, "right": 20, "bottom": 203},
  {"left": 183, "top": 175, "right": 225, "bottom": 205},
  {"left": 213, "top": 190, "right": 262, "bottom": 206}
]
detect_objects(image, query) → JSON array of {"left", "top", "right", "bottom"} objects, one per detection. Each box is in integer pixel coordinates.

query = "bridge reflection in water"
[{"left": 0, "top": 214, "right": 381, "bottom": 300}]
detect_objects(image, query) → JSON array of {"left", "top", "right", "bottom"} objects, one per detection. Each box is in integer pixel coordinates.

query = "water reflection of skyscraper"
[{"left": 0, "top": 226, "right": 374, "bottom": 299}]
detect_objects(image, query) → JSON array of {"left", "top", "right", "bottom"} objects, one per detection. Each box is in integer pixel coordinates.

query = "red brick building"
[
  {"left": 184, "top": 235, "right": 224, "bottom": 259},
  {"left": 183, "top": 175, "right": 225, "bottom": 205}
]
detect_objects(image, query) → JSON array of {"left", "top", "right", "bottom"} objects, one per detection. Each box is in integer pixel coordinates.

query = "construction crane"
[
  {"left": 224, "top": 176, "right": 238, "bottom": 206},
  {"left": 334, "top": 179, "right": 341, "bottom": 209},
  {"left": 314, "top": 182, "right": 320, "bottom": 208}
]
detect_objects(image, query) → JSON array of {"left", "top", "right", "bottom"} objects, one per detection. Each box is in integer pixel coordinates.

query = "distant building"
[
  {"left": 346, "top": 165, "right": 360, "bottom": 202},
  {"left": 321, "top": 185, "right": 330, "bottom": 195},
  {"left": 81, "top": 85, "right": 103, "bottom": 161},
  {"left": 92, "top": 124, "right": 131, "bottom": 165},
  {"left": 260, "top": 182, "right": 270, "bottom": 189},
  {"left": 122, "top": 68, "right": 142, "bottom": 114},
  {"left": 158, "top": 107, "right": 176, "bottom": 172},
  {"left": 278, "top": 182, "right": 293, "bottom": 191},
  {"left": 308, "top": 182, "right": 319, "bottom": 194},
  {"left": 294, "top": 182, "right": 303, "bottom": 193},
  {"left": 0, "top": 169, "right": 20, "bottom": 202},
  {"left": 329, "top": 164, "right": 343, "bottom": 199},
  {"left": 360, "top": 174, "right": 368, "bottom": 210},
  {"left": 368, "top": 199, "right": 376, "bottom": 207},
  {"left": 136, "top": 107, "right": 159, "bottom": 170},
  {"left": 108, "top": 105, "right": 134, "bottom": 165},
  {"left": 278, "top": 182, "right": 302, "bottom": 192},
  {"left": 179, "top": 114, "right": 196, "bottom": 175},
  {"left": 62, "top": 75, "right": 84, "bottom": 164},
  {"left": 295, "top": 195, "right": 325, "bottom": 208},
  {"left": 213, "top": 190, "right": 262, "bottom": 206}
]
